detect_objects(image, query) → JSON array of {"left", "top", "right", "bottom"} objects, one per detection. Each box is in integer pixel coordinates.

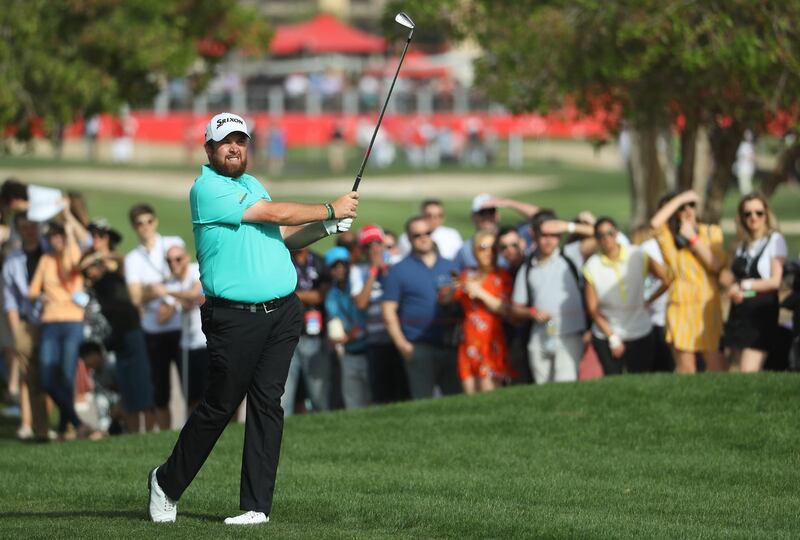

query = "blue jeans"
[{"left": 39, "top": 321, "right": 85, "bottom": 432}]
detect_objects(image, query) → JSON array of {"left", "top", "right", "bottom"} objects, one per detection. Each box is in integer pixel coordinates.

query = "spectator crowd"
[{"left": 1, "top": 176, "right": 799, "bottom": 443}]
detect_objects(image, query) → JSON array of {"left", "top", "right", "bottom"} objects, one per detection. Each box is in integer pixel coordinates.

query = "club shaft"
[{"left": 352, "top": 32, "right": 413, "bottom": 192}]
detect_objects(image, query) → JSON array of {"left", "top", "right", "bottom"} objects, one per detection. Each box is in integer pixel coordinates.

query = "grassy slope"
[{"left": 1, "top": 373, "right": 798, "bottom": 538}]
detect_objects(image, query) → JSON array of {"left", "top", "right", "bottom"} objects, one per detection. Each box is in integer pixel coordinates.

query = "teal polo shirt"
[{"left": 190, "top": 164, "right": 297, "bottom": 302}]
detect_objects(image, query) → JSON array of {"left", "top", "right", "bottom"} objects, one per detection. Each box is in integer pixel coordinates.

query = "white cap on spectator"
[
  {"left": 471, "top": 193, "right": 495, "bottom": 213},
  {"left": 204, "top": 113, "right": 250, "bottom": 143}
]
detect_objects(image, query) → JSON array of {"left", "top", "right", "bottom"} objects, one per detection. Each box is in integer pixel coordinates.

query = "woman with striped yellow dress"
[{"left": 650, "top": 190, "right": 728, "bottom": 373}]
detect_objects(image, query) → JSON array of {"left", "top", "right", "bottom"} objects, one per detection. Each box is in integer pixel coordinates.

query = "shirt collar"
[{"left": 599, "top": 244, "right": 628, "bottom": 266}]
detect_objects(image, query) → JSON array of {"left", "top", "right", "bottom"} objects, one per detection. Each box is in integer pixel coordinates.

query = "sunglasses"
[
  {"left": 742, "top": 210, "right": 765, "bottom": 218},
  {"left": 134, "top": 217, "right": 155, "bottom": 228},
  {"left": 679, "top": 201, "right": 696, "bottom": 211},
  {"left": 498, "top": 242, "right": 519, "bottom": 251},
  {"left": 411, "top": 231, "right": 432, "bottom": 240}
]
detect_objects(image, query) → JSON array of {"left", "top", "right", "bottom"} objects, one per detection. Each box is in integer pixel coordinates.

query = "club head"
[{"left": 395, "top": 12, "right": 415, "bottom": 30}]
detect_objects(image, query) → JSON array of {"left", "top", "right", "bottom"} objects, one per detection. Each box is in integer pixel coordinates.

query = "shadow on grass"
[{"left": 0, "top": 510, "right": 219, "bottom": 522}]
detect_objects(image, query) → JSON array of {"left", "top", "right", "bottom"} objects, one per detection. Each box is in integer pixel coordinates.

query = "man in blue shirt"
[
  {"left": 148, "top": 112, "right": 358, "bottom": 526},
  {"left": 3, "top": 213, "right": 48, "bottom": 441},
  {"left": 382, "top": 215, "right": 461, "bottom": 400}
]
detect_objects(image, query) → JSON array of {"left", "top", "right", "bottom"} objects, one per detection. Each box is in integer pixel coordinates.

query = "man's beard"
[{"left": 210, "top": 152, "right": 247, "bottom": 178}]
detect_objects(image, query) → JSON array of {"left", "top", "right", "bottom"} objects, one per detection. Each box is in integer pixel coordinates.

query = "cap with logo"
[
  {"left": 471, "top": 193, "right": 495, "bottom": 213},
  {"left": 358, "top": 224, "right": 385, "bottom": 246},
  {"left": 205, "top": 112, "right": 251, "bottom": 143}
]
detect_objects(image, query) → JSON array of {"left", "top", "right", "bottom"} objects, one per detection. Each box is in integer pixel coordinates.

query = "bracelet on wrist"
[
  {"left": 688, "top": 235, "right": 700, "bottom": 247},
  {"left": 324, "top": 203, "right": 334, "bottom": 220},
  {"left": 528, "top": 307, "right": 538, "bottom": 318},
  {"left": 608, "top": 334, "right": 622, "bottom": 348},
  {"left": 567, "top": 222, "right": 576, "bottom": 234}
]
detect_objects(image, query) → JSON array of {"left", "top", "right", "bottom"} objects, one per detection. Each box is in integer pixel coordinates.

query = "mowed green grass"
[
  {"left": 0, "top": 373, "right": 798, "bottom": 538},
  {"left": 16, "top": 153, "right": 799, "bottom": 257}
]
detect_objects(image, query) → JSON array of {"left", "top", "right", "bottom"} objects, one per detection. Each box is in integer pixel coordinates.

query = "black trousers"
[
  {"left": 157, "top": 295, "right": 302, "bottom": 514},
  {"left": 593, "top": 331, "right": 655, "bottom": 376},
  {"left": 144, "top": 330, "right": 181, "bottom": 408},
  {"left": 366, "top": 342, "right": 410, "bottom": 404}
]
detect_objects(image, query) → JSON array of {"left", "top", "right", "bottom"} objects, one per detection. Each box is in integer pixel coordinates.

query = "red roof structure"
[
  {"left": 270, "top": 14, "right": 386, "bottom": 55},
  {"left": 367, "top": 50, "right": 450, "bottom": 79}
]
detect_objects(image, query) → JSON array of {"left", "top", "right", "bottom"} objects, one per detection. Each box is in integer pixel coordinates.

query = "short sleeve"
[
  {"left": 349, "top": 265, "right": 365, "bottom": 296},
  {"left": 758, "top": 233, "right": 788, "bottom": 278},
  {"left": 511, "top": 264, "right": 529, "bottom": 306},
  {"left": 582, "top": 265, "right": 595, "bottom": 286},
  {"left": 770, "top": 233, "right": 788, "bottom": 259},
  {"left": 191, "top": 178, "right": 263, "bottom": 227},
  {"left": 707, "top": 225, "right": 726, "bottom": 268},
  {"left": 123, "top": 253, "right": 140, "bottom": 284},
  {"left": 381, "top": 266, "right": 401, "bottom": 303}
]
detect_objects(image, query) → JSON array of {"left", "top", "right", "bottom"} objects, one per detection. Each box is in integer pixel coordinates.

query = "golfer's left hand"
[
  {"left": 324, "top": 217, "right": 354, "bottom": 235},
  {"left": 335, "top": 217, "right": 354, "bottom": 233}
]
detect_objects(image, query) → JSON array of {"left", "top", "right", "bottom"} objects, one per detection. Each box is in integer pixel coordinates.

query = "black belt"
[{"left": 206, "top": 294, "right": 292, "bottom": 313}]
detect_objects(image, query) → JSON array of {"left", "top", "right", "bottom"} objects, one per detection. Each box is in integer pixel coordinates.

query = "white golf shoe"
[
  {"left": 224, "top": 511, "right": 269, "bottom": 525},
  {"left": 148, "top": 467, "right": 177, "bottom": 523}
]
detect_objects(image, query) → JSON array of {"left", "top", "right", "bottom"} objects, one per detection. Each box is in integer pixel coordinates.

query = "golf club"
[{"left": 351, "top": 12, "right": 415, "bottom": 192}]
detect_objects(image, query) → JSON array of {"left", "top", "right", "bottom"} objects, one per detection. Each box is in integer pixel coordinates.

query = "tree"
[
  {"left": 0, "top": 0, "right": 270, "bottom": 144},
  {"left": 393, "top": 0, "right": 800, "bottom": 223}
]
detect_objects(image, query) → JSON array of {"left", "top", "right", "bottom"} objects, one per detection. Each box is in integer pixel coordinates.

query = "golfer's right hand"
[{"left": 331, "top": 191, "right": 359, "bottom": 219}]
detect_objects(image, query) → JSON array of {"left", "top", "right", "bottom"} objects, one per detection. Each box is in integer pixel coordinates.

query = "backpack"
[{"left": 521, "top": 248, "right": 588, "bottom": 340}]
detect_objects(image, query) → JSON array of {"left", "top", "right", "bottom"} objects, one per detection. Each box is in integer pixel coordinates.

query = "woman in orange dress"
[{"left": 448, "top": 230, "right": 512, "bottom": 394}]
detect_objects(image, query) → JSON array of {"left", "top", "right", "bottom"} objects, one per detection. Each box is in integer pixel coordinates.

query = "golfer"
[{"left": 148, "top": 112, "right": 358, "bottom": 525}]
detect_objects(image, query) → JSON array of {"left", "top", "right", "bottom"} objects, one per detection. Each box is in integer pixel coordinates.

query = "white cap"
[
  {"left": 204, "top": 112, "right": 250, "bottom": 143},
  {"left": 471, "top": 193, "right": 495, "bottom": 213}
]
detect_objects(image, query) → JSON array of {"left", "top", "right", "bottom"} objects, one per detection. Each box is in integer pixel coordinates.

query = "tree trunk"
[
  {"left": 762, "top": 141, "right": 800, "bottom": 197},
  {"left": 628, "top": 125, "right": 667, "bottom": 228},
  {"left": 704, "top": 124, "right": 744, "bottom": 223},
  {"left": 692, "top": 126, "right": 713, "bottom": 212},
  {"left": 677, "top": 117, "right": 699, "bottom": 191}
]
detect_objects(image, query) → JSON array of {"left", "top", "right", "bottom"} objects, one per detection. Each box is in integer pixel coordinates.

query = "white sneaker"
[
  {"left": 16, "top": 425, "right": 33, "bottom": 441},
  {"left": 224, "top": 511, "right": 269, "bottom": 525},
  {"left": 148, "top": 467, "right": 177, "bottom": 523}
]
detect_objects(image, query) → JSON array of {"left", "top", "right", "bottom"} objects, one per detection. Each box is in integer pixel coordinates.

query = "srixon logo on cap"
[{"left": 216, "top": 116, "right": 244, "bottom": 129}]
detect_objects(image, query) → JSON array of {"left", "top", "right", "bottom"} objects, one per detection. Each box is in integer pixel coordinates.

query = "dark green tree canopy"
[
  {"left": 0, "top": 0, "right": 270, "bottom": 140},
  {"left": 395, "top": 0, "right": 800, "bottom": 131}
]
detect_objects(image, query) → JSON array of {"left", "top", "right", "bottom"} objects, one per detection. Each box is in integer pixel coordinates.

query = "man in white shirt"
[
  {"left": 398, "top": 199, "right": 463, "bottom": 260},
  {"left": 163, "top": 245, "right": 207, "bottom": 412},
  {"left": 124, "top": 203, "right": 185, "bottom": 430}
]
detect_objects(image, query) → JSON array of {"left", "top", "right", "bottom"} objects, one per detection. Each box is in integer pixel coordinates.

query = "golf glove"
[{"left": 323, "top": 217, "right": 354, "bottom": 235}]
